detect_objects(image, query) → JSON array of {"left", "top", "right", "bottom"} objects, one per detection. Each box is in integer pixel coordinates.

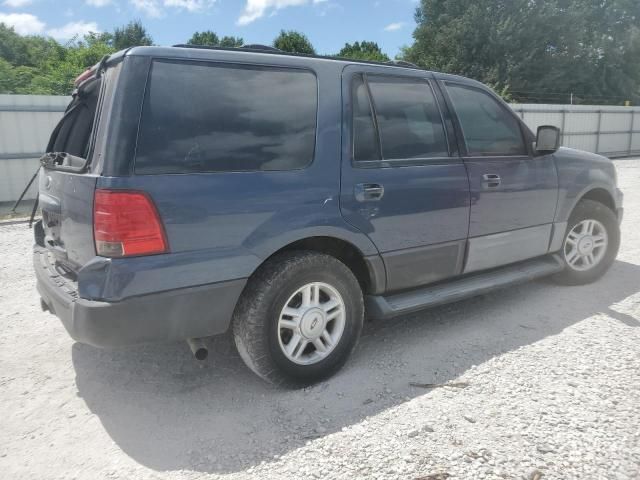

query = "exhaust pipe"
[{"left": 187, "top": 338, "right": 208, "bottom": 361}]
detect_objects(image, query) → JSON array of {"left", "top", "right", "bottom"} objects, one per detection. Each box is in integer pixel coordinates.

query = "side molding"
[
  {"left": 464, "top": 224, "right": 553, "bottom": 274},
  {"left": 382, "top": 240, "right": 466, "bottom": 292}
]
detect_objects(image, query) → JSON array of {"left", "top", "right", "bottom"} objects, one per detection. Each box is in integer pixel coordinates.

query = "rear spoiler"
[{"left": 74, "top": 54, "right": 110, "bottom": 88}]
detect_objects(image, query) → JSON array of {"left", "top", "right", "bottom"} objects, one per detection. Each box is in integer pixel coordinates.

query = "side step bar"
[{"left": 366, "top": 255, "right": 564, "bottom": 320}]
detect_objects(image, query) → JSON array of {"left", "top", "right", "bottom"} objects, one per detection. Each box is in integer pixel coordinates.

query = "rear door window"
[
  {"left": 446, "top": 83, "right": 526, "bottom": 156},
  {"left": 135, "top": 60, "right": 318, "bottom": 174},
  {"left": 366, "top": 75, "right": 449, "bottom": 160}
]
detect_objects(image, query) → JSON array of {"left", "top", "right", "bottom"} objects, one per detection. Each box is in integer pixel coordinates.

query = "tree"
[
  {"left": 0, "top": 20, "right": 158, "bottom": 94},
  {"left": 218, "top": 36, "right": 244, "bottom": 48},
  {"left": 273, "top": 30, "right": 315, "bottom": 55},
  {"left": 338, "top": 41, "right": 389, "bottom": 62},
  {"left": 0, "top": 24, "right": 63, "bottom": 67},
  {"left": 402, "top": 0, "right": 640, "bottom": 104},
  {"left": 111, "top": 20, "right": 153, "bottom": 50},
  {"left": 187, "top": 30, "right": 219, "bottom": 46},
  {"left": 187, "top": 31, "right": 244, "bottom": 47}
]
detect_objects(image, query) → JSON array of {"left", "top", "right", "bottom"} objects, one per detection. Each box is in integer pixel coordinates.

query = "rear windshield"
[
  {"left": 134, "top": 60, "right": 318, "bottom": 174},
  {"left": 48, "top": 78, "right": 102, "bottom": 158}
]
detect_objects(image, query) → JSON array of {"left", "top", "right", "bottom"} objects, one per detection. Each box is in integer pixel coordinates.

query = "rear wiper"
[{"left": 40, "top": 152, "right": 88, "bottom": 173}]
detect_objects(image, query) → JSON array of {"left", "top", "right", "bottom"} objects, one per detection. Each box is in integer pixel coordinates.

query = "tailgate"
[
  {"left": 39, "top": 170, "right": 97, "bottom": 270},
  {"left": 37, "top": 74, "right": 103, "bottom": 272}
]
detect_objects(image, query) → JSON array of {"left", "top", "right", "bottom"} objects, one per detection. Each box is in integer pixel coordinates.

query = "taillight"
[{"left": 94, "top": 190, "right": 168, "bottom": 258}]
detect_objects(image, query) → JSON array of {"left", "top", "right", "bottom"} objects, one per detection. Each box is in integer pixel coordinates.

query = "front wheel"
[
  {"left": 232, "top": 251, "right": 364, "bottom": 387},
  {"left": 552, "top": 199, "right": 620, "bottom": 285}
]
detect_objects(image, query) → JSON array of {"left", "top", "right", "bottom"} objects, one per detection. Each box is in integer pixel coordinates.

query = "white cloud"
[
  {"left": 86, "top": 0, "right": 112, "bottom": 6},
  {"left": 131, "top": 0, "right": 163, "bottom": 17},
  {"left": 384, "top": 21, "right": 406, "bottom": 32},
  {"left": 2, "top": 0, "right": 32, "bottom": 8},
  {"left": 237, "top": 0, "right": 326, "bottom": 26},
  {"left": 0, "top": 12, "right": 44, "bottom": 34},
  {"left": 164, "top": 0, "right": 214, "bottom": 11},
  {"left": 130, "top": 0, "right": 214, "bottom": 17},
  {"left": 47, "top": 20, "right": 100, "bottom": 40}
]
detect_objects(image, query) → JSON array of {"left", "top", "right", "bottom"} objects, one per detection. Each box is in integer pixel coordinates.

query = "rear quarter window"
[{"left": 135, "top": 60, "right": 318, "bottom": 174}]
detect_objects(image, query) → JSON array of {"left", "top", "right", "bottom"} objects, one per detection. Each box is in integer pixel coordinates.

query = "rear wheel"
[
  {"left": 552, "top": 199, "right": 620, "bottom": 285},
  {"left": 232, "top": 251, "right": 364, "bottom": 386}
]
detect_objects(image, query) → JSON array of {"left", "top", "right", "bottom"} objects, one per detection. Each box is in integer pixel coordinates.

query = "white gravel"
[{"left": 1, "top": 159, "right": 640, "bottom": 480}]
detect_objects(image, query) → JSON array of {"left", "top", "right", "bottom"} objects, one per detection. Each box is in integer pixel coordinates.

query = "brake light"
[
  {"left": 74, "top": 68, "right": 94, "bottom": 87},
  {"left": 94, "top": 190, "right": 168, "bottom": 257}
]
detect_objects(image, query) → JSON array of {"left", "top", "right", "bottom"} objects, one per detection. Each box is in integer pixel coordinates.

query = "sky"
[{"left": 0, "top": 0, "right": 419, "bottom": 57}]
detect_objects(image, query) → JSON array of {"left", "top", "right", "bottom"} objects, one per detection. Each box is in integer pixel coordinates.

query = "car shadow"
[{"left": 71, "top": 259, "right": 640, "bottom": 475}]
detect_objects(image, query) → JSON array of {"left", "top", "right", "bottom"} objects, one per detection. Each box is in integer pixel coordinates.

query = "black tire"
[
  {"left": 232, "top": 251, "right": 364, "bottom": 387},
  {"left": 552, "top": 199, "right": 620, "bottom": 285}
]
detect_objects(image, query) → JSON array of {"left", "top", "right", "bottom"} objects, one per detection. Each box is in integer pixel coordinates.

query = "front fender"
[{"left": 553, "top": 148, "right": 618, "bottom": 222}]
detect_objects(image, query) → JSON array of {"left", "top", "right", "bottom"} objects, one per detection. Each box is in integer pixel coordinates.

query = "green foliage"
[
  {"left": 338, "top": 41, "right": 390, "bottom": 62},
  {"left": 219, "top": 36, "right": 244, "bottom": 48},
  {"left": 486, "top": 83, "right": 514, "bottom": 103},
  {"left": 111, "top": 20, "right": 153, "bottom": 50},
  {"left": 273, "top": 30, "right": 316, "bottom": 55},
  {"left": 188, "top": 30, "right": 220, "bottom": 46},
  {"left": 187, "top": 30, "right": 244, "bottom": 47},
  {"left": 402, "top": 0, "right": 640, "bottom": 104},
  {"left": 0, "top": 20, "right": 156, "bottom": 95}
]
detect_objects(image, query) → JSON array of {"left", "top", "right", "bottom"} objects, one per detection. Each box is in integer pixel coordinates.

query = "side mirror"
[{"left": 535, "top": 125, "right": 561, "bottom": 153}]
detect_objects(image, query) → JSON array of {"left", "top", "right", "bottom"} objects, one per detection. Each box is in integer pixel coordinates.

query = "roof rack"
[
  {"left": 170, "top": 44, "right": 425, "bottom": 71},
  {"left": 240, "top": 44, "right": 282, "bottom": 52},
  {"left": 172, "top": 43, "right": 282, "bottom": 53},
  {"left": 386, "top": 60, "right": 419, "bottom": 69}
]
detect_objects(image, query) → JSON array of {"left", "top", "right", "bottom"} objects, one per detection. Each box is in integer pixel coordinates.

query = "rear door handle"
[
  {"left": 354, "top": 183, "right": 385, "bottom": 202},
  {"left": 482, "top": 173, "right": 501, "bottom": 189}
]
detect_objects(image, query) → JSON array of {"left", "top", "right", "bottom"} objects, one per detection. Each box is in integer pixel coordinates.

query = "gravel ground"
[{"left": 1, "top": 159, "right": 639, "bottom": 480}]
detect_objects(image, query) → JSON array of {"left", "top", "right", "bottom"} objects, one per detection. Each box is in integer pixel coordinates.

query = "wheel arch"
[
  {"left": 559, "top": 185, "right": 619, "bottom": 224},
  {"left": 251, "top": 236, "right": 386, "bottom": 295},
  {"left": 578, "top": 188, "right": 617, "bottom": 213}
]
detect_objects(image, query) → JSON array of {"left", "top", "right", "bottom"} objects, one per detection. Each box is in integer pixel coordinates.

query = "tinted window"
[
  {"left": 352, "top": 75, "right": 381, "bottom": 162},
  {"left": 367, "top": 76, "right": 448, "bottom": 160},
  {"left": 446, "top": 83, "right": 526, "bottom": 156},
  {"left": 136, "top": 60, "right": 318, "bottom": 174}
]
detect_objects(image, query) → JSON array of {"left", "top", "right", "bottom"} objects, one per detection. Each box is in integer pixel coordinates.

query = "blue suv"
[{"left": 34, "top": 45, "right": 623, "bottom": 385}]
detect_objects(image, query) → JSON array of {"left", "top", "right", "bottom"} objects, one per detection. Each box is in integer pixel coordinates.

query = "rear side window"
[
  {"left": 366, "top": 75, "right": 448, "bottom": 160},
  {"left": 446, "top": 83, "right": 526, "bottom": 156},
  {"left": 352, "top": 74, "right": 381, "bottom": 162},
  {"left": 135, "top": 60, "right": 318, "bottom": 174}
]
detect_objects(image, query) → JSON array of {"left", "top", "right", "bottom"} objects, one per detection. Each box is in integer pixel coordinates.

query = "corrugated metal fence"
[
  {"left": 512, "top": 103, "right": 640, "bottom": 159},
  {"left": 1, "top": 95, "right": 639, "bottom": 204},
  {"left": 0, "top": 94, "right": 70, "bottom": 203}
]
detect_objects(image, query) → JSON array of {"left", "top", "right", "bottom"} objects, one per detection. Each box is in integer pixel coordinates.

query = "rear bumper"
[{"left": 34, "top": 247, "right": 246, "bottom": 348}]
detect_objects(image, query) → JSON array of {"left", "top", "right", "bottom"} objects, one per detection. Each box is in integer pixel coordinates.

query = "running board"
[{"left": 366, "top": 255, "right": 564, "bottom": 320}]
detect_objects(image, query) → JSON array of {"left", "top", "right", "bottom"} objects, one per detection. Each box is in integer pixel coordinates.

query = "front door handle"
[
  {"left": 354, "top": 183, "right": 385, "bottom": 202},
  {"left": 482, "top": 173, "right": 501, "bottom": 189}
]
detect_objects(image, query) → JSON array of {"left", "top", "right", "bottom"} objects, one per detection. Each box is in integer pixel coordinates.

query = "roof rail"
[
  {"left": 240, "top": 44, "right": 282, "bottom": 52},
  {"left": 171, "top": 44, "right": 426, "bottom": 71},
  {"left": 173, "top": 44, "right": 218, "bottom": 50},
  {"left": 172, "top": 43, "right": 283, "bottom": 53},
  {"left": 386, "top": 60, "right": 419, "bottom": 69}
]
